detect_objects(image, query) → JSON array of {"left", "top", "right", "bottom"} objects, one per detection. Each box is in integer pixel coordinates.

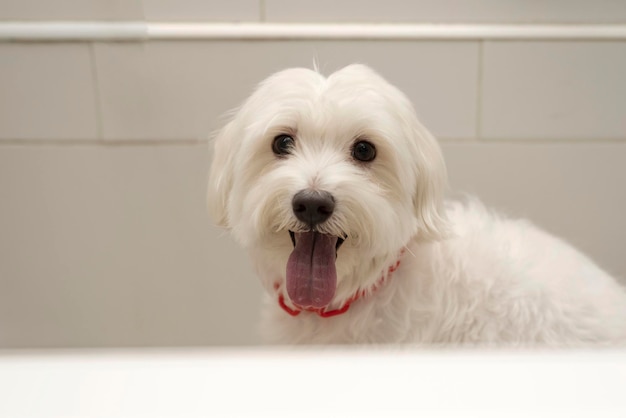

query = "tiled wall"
[
  {"left": 3, "top": 39, "right": 626, "bottom": 142},
  {"left": 1, "top": 1, "right": 626, "bottom": 347},
  {"left": 3, "top": 0, "right": 626, "bottom": 22}
]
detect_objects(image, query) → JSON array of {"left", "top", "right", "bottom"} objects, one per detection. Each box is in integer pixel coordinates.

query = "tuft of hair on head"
[{"left": 312, "top": 57, "right": 321, "bottom": 74}]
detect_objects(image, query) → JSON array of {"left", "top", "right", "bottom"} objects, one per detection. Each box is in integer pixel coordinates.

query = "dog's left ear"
[
  {"left": 207, "top": 121, "right": 237, "bottom": 228},
  {"left": 411, "top": 126, "right": 450, "bottom": 240}
]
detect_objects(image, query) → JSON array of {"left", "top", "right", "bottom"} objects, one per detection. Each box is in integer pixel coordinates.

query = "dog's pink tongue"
[{"left": 286, "top": 232, "right": 337, "bottom": 309}]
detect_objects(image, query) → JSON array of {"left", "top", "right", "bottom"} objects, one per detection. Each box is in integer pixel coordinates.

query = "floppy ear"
[
  {"left": 207, "top": 121, "right": 237, "bottom": 227},
  {"left": 411, "top": 126, "right": 450, "bottom": 240}
]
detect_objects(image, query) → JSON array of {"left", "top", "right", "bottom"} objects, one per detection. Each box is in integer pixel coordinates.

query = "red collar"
[{"left": 275, "top": 249, "right": 405, "bottom": 318}]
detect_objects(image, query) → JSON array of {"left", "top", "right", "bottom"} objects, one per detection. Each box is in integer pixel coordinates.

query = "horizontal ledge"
[
  {"left": 2, "top": 22, "right": 626, "bottom": 41},
  {"left": 0, "top": 22, "right": 147, "bottom": 41}
]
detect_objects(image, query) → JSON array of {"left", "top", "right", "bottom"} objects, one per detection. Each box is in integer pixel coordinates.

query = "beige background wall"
[{"left": 1, "top": 1, "right": 625, "bottom": 347}]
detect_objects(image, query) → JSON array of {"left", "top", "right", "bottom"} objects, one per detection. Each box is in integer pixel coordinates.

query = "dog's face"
[{"left": 208, "top": 64, "right": 447, "bottom": 309}]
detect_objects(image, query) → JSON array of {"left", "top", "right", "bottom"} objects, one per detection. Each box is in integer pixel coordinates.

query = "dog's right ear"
[{"left": 207, "top": 120, "right": 237, "bottom": 228}]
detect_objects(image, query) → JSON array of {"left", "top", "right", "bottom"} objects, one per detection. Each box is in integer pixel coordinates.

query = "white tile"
[
  {"left": 481, "top": 41, "right": 626, "bottom": 140},
  {"left": 333, "top": 41, "right": 478, "bottom": 139},
  {"left": 0, "top": 144, "right": 262, "bottom": 347},
  {"left": 0, "top": 0, "right": 143, "bottom": 20},
  {"left": 265, "top": 0, "right": 626, "bottom": 23},
  {"left": 0, "top": 43, "right": 99, "bottom": 140},
  {"left": 94, "top": 41, "right": 258, "bottom": 141},
  {"left": 142, "top": 0, "right": 260, "bottom": 21},
  {"left": 95, "top": 41, "right": 478, "bottom": 141},
  {"left": 442, "top": 142, "right": 626, "bottom": 280},
  {"left": 311, "top": 42, "right": 479, "bottom": 140}
]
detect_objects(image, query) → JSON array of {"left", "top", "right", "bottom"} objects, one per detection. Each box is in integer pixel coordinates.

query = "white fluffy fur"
[{"left": 208, "top": 64, "right": 626, "bottom": 345}]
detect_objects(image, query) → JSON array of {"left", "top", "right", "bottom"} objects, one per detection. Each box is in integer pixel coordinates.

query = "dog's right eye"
[{"left": 272, "top": 134, "right": 295, "bottom": 156}]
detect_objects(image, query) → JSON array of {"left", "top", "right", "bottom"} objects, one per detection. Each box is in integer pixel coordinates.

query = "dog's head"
[{"left": 208, "top": 64, "right": 447, "bottom": 310}]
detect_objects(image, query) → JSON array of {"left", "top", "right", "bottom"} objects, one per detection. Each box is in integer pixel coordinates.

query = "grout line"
[
  {"left": 0, "top": 139, "right": 206, "bottom": 146},
  {"left": 1, "top": 138, "right": 625, "bottom": 147},
  {"left": 441, "top": 137, "right": 626, "bottom": 144}
]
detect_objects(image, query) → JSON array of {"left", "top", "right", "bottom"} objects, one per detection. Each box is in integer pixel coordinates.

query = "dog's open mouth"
[{"left": 286, "top": 231, "right": 344, "bottom": 309}]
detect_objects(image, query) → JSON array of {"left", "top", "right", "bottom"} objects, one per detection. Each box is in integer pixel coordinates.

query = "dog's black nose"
[{"left": 292, "top": 190, "right": 335, "bottom": 226}]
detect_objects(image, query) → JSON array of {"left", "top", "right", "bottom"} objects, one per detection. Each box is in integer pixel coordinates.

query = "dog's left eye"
[
  {"left": 272, "top": 134, "right": 295, "bottom": 156},
  {"left": 352, "top": 140, "right": 377, "bottom": 162}
]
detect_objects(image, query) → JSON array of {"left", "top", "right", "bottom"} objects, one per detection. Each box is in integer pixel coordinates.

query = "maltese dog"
[{"left": 208, "top": 64, "right": 626, "bottom": 345}]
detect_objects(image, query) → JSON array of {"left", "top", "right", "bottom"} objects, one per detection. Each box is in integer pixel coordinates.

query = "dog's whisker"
[{"left": 403, "top": 245, "right": 417, "bottom": 259}]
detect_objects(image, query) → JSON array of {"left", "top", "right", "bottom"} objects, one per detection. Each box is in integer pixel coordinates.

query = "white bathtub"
[{"left": 1, "top": 348, "right": 624, "bottom": 417}]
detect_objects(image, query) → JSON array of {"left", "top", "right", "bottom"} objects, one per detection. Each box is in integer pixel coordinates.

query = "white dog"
[{"left": 208, "top": 64, "right": 626, "bottom": 345}]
